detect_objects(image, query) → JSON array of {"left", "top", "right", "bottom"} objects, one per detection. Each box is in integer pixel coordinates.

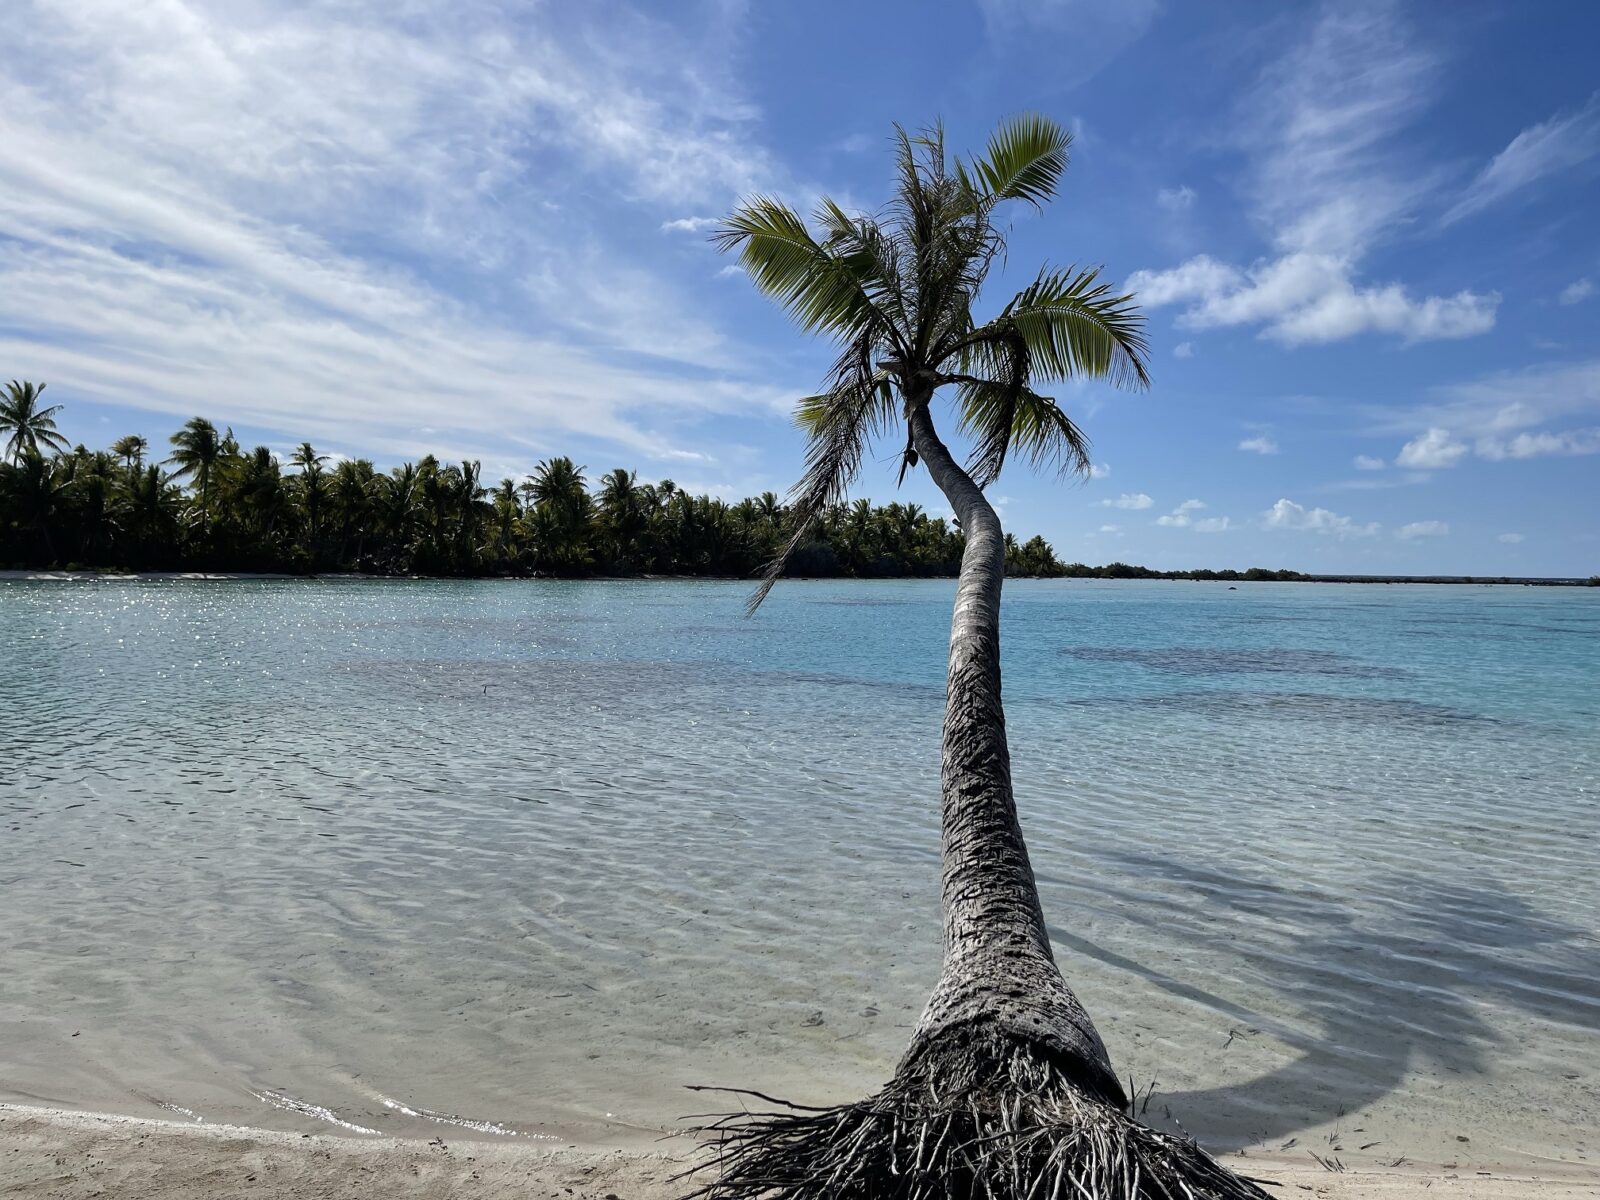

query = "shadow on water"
[{"left": 1047, "top": 853, "right": 1600, "bottom": 1151}]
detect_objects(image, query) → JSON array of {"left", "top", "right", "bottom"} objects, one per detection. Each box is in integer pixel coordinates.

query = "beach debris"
[
  {"left": 1308, "top": 1151, "right": 1345, "bottom": 1173},
  {"left": 799, "top": 1011, "right": 824, "bottom": 1027}
]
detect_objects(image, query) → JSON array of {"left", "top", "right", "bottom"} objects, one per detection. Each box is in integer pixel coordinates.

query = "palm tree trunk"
[{"left": 902, "top": 398, "right": 1125, "bottom": 1108}]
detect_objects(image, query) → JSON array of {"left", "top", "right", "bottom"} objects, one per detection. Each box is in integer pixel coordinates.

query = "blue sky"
[{"left": 2, "top": 0, "right": 1597, "bottom": 574}]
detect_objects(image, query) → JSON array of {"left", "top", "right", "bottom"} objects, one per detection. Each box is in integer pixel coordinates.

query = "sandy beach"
[{"left": 5, "top": 1104, "right": 1597, "bottom": 1200}]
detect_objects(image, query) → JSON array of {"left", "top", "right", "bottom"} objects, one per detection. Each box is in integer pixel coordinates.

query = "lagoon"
[{"left": 1, "top": 578, "right": 1597, "bottom": 1168}]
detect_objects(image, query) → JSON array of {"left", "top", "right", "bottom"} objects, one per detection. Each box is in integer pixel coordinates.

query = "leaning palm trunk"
[
  {"left": 897, "top": 399, "right": 1124, "bottom": 1107},
  {"left": 689, "top": 118, "right": 1270, "bottom": 1200},
  {"left": 685, "top": 401, "right": 1270, "bottom": 1200}
]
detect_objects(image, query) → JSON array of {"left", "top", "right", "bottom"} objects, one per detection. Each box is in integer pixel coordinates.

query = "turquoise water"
[{"left": 1, "top": 578, "right": 1597, "bottom": 1166}]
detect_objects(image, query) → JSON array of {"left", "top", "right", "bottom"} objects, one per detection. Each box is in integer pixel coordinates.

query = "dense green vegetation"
[
  {"left": 4, "top": 390, "right": 1590, "bottom": 585},
  {"left": 0, "top": 397, "right": 1092, "bottom": 578}
]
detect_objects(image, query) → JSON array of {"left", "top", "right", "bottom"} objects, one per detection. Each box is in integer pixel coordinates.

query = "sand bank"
[{"left": 4, "top": 1104, "right": 1596, "bottom": 1200}]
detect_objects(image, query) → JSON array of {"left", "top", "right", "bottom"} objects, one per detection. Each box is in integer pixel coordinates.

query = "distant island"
[{"left": 1, "top": 405, "right": 1594, "bottom": 586}]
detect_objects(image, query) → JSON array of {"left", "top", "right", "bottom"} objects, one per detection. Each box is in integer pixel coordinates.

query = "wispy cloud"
[
  {"left": 1354, "top": 454, "right": 1386, "bottom": 470},
  {"left": 1370, "top": 359, "right": 1600, "bottom": 470},
  {"left": 977, "top": 0, "right": 1159, "bottom": 86},
  {"left": 1443, "top": 93, "right": 1600, "bottom": 225},
  {"left": 1128, "top": 2, "right": 1498, "bottom": 346},
  {"left": 1476, "top": 428, "right": 1600, "bottom": 460},
  {"left": 1238, "top": 435, "right": 1279, "bottom": 454},
  {"left": 0, "top": 0, "right": 790, "bottom": 462},
  {"left": 1560, "top": 278, "right": 1596, "bottom": 305},
  {"left": 1157, "top": 185, "right": 1196, "bottom": 211},
  {"left": 662, "top": 216, "right": 722, "bottom": 234},
  {"left": 1395, "top": 520, "right": 1448, "bottom": 540}
]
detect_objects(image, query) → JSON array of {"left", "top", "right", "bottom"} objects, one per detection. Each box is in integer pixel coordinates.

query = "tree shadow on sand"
[{"left": 1046, "top": 852, "right": 1600, "bottom": 1152}]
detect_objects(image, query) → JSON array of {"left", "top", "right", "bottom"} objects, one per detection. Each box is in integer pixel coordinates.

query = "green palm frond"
[
  {"left": 963, "top": 266, "right": 1150, "bottom": 390},
  {"left": 717, "top": 117, "right": 1149, "bottom": 610},
  {"left": 746, "top": 349, "right": 896, "bottom": 614},
  {"left": 957, "top": 379, "right": 1092, "bottom": 488},
  {"left": 713, "top": 198, "right": 902, "bottom": 348},
  {"left": 969, "top": 114, "right": 1072, "bottom": 209}
]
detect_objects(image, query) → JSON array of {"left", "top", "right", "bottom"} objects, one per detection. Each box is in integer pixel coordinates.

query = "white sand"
[{"left": 4, "top": 1103, "right": 1596, "bottom": 1200}]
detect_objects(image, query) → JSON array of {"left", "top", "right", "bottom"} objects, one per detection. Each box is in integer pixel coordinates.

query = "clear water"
[{"left": 2, "top": 578, "right": 1597, "bottom": 1168}]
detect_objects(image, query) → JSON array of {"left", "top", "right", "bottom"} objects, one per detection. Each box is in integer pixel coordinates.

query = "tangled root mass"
[{"left": 682, "top": 1029, "right": 1274, "bottom": 1200}]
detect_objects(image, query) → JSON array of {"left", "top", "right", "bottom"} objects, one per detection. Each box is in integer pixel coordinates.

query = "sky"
[{"left": 2, "top": 0, "right": 1597, "bottom": 576}]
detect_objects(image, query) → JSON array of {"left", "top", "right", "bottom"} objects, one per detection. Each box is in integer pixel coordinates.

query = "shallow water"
[{"left": 1, "top": 578, "right": 1597, "bottom": 1168}]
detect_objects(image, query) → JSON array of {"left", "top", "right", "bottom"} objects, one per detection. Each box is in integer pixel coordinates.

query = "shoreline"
[
  {"left": 4, "top": 1104, "right": 1596, "bottom": 1200},
  {"left": 1, "top": 569, "right": 1595, "bottom": 587}
]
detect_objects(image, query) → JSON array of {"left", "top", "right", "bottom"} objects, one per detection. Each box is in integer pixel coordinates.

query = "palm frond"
[
  {"left": 963, "top": 266, "right": 1151, "bottom": 390},
  {"left": 713, "top": 197, "right": 900, "bottom": 347},
  {"left": 970, "top": 114, "right": 1072, "bottom": 209},
  {"left": 747, "top": 349, "right": 895, "bottom": 614},
  {"left": 957, "top": 379, "right": 1092, "bottom": 488}
]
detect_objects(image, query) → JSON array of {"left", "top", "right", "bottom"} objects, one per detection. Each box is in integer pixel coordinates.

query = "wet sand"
[{"left": 3, "top": 1104, "right": 1596, "bottom": 1200}]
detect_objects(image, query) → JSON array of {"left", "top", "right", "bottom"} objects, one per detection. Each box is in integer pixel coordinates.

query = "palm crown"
[
  {"left": 715, "top": 116, "right": 1149, "bottom": 607},
  {"left": 1, "top": 380, "right": 70, "bottom": 463}
]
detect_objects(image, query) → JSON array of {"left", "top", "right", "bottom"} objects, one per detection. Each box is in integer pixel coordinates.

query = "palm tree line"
[{"left": 0, "top": 392, "right": 1082, "bottom": 578}]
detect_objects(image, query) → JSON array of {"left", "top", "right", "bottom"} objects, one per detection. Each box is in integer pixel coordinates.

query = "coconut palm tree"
[
  {"left": 696, "top": 118, "right": 1261, "bottom": 1200},
  {"left": 166, "top": 417, "right": 224, "bottom": 538},
  {"left": 1, "top": 381, "right": 69, "bottom": 463},
  {"left": 122, "top": 464, "right": 182, "bottom": 566},
  {"left": 111, "top": 434, "right": 149, "bottom": 472},
  {"left": 597, "top": 468, "right": 649, "bottom": 571}
]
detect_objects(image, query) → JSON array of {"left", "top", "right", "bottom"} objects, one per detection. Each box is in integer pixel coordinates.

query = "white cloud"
[
  {"left": 1395, "top": 520, "right": 1449, "bottom": 540},
  {"left": 1373, "top": 360, "right": 1600, "bottom": 447},
  {"left": 1373, "top": 363, "right": 1600, "bottom": 468},
  {"left": 1264, "top": 498, "right": 1379, "bottom": 538},
  {"left": 1131, "top": 252, "right": 1498, "bottom": 346},
  {"left": 1353, "top": 454, "right": 1386, "bottom": 470},
  {"left": 1498, "top": 533, "right": 1524, "bottom": 544},
  {"left": 1172, "top": 341, "right": 1194, "bottom": 358},
  {"left": 1157, "top": 185, "right": 1196, "bottom": 211},
  {"left": 1443, "top": 93, "right": 1600, "bottom": 225},
  {"left": 0, "top": 0, "right": 789, "bottom": 462},
  {"left": 1476, "top": 427, "right": 1600, "bottom": 460},
  {"left": 1127, "top": 6, "right": 1496, "bottom": 347},
  {"left": 1098, "top": 523, "right": 1122, "bottom": 534},
  {"left": 1131, "top": 255, "right": 1240, "bottom": 307},
  {"left": 1396, "top": 427, "right": 1468, "bottom": 469},
  {"left": 1560, "top": 278, "right": 1596, "bottom": 305},
  {"left": 1156, "top": 498, "right": 1207, "bottom": 527},
  {"left": 1193, "top": 516, "right": 1233, "bottom": 533},
  {"left": 1099, "top": 492, "right": 1154, "bottom": 510},
  {"left": 1238, "top": 435, "right": 1279, "bottom": 454},
  {"left": 662, "top": 216, "right": 721, "bottom": 234},
  {"left": 1089, "top": 462, "right": 1112, "bottom": 478}
]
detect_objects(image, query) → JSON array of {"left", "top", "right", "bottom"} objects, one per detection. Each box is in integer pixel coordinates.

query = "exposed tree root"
[{"left": 681, "top": 1035, "right": 1273, "bottom": 1200}]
